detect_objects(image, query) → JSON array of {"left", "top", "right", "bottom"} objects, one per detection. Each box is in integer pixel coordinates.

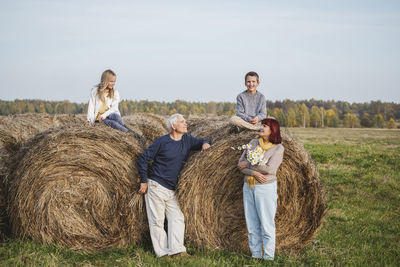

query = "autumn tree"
[
  {"left": 272, "top": 108, "right": 286, "bottom": 126},
  {"left": 343, "top": 113, "right": 359, "bottom": 128},
  {"left": 286, "top": 108, "right": 297, "bottom": 127},
  {"left": 386, "top": 118, "right": 396, "bottom": 129},
  {"left": 325, "top": 109, "right": 339, "bottom": 127},
  {"left": 310, "top": 106, "right": 322, "bottom": 127},
  {"left": 360, "top": 113, "right": 372, "bottom": 127},
  {"left": 297, "top": 103, "right": 310, "bottom": 127},
  {"left": 372, "top": 114, "right": 384, "bottom": 128}
]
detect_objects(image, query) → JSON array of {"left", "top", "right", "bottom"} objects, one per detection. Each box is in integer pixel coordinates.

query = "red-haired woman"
[{"left": 237, "top": 118, "right": 284, "bottom": 260}]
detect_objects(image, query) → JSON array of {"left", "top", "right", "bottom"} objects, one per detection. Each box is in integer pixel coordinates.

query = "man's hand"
[
  {"left": 253, "top": 171, "right": 267, "bottom": 183},
  {"left": 249, "top": 117, "right": 259, "bottom": 125},
  {"left": 202, "top": 143, "right": 211, "bottom": 151},
  {"left": 237, "top": 161, "right": 247, "bottom": 170},
  {"left": 98, "top": 117, "right": 104, "bottom": 122},
  {"left": 138, "top": 182, "right": 148, "bottom": 194}
]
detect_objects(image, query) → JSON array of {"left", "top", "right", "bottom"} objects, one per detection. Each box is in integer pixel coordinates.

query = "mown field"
[{"left": 1, "top": 127, "right": 399, "bottom": 266}]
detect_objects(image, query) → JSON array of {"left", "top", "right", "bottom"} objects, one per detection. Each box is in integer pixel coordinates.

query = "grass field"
[{"left": 1, "top": 128, "right": 399, "bottom": 266}]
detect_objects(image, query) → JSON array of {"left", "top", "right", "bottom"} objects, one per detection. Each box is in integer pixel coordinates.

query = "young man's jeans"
[
  {"left": 144, "top": 179, "right": 186, "bottom": 257},
  {"left": 102, "top": 113, "right": 129, "bottom": 132},
  {"left": 243, "top": 181, "right": 278, "bottom": 260}
]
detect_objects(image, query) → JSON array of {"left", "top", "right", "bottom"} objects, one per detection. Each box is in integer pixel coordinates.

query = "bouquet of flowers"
[{"left": 232, "top": 144, "right": 264, "bottom": 166}]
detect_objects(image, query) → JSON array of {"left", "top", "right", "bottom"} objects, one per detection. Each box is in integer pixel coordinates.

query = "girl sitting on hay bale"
[
  {"left": 237, "top": 118, "right": 284, "bottom": 260},
  {"left": 87, "top": 69, "right": 146, "bottom": 143}
]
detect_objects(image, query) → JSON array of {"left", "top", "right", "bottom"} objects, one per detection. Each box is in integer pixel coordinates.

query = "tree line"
[{"left": 0, "top": 99, "right": 398, "bottom": 128}]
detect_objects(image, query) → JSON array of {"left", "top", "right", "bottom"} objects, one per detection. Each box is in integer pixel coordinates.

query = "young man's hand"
[
  {"left": 202, "top": 143, "right": 211, "bottom": 151},
  {"left": 138, "top": 182, "right": 148, "bottom": 194},
  {"left": 249, "top": 117, "right": 259, "bottom": 124}
]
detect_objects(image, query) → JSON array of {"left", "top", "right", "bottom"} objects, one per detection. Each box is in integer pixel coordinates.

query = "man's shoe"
[{"left": 171, "top": 252, "right": 191, "bottom": 258}]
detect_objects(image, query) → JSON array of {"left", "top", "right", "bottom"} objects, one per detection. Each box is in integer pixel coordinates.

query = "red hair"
[{"left": 261, "top": 118, "right": 282, "bottom": 144}]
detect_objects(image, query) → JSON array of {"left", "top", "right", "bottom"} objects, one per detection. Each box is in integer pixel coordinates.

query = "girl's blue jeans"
[{"left": 102, "top": 113, "right": 129, "bottom": 132}]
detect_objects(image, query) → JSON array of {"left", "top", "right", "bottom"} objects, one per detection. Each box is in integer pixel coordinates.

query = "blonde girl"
[{"left": 87, "top": 69, "right": 146, "bottom": 142}]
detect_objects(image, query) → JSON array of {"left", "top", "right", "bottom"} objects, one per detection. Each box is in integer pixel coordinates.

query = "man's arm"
[
  {"left": 188, "top": 135, "right": 211, "bottom": 151},
  {"left": 256, "top": 94, "right": 267, "bottom": 121},
  {"left": 137, "top": 138, "right": 161, "bottom": 183},
  {"left": 236, "top": 95, "right": 251, "bottom": 122}
]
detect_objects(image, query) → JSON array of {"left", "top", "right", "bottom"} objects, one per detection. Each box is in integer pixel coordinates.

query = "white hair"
[{"left": 166, "top": 113, "right": 184, "bottom": 132}]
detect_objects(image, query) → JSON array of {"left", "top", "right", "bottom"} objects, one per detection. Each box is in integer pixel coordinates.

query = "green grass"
[{"left": 1, "top": 128, "right": 399, "bottom": 266}]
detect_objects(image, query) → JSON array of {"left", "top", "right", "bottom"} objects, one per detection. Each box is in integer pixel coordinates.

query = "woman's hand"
[
  {"left": 98, "top": 117, "right": 103, "bottom": 122},
  {"left": 237, "top": 161, "right": 247, "bottom": 170},
  {"left": 253, "top": 171, "right": 267, "bottom": 183}
]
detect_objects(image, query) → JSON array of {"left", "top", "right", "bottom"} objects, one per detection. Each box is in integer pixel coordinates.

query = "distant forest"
[{"left": 0, "top": 99, "right": 399, "bottom": 128}]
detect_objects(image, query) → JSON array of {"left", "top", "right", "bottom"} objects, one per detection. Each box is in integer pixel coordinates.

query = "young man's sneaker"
[{"left": 230, "top": 125, "right": 243, "bottom": 134}]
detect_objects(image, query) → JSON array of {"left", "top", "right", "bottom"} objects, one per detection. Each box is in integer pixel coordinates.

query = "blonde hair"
[{"left": 96, "top": 69, "right": 116, "bottom": 101}]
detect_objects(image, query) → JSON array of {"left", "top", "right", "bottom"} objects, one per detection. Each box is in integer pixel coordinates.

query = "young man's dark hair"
[{"left": 245, "top": 71, "right": 259, "bottom": 81}]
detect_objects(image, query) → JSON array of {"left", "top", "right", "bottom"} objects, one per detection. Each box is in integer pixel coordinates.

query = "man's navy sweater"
[{"left": 138, "top": 134, "right": 210, "bottom": 190}]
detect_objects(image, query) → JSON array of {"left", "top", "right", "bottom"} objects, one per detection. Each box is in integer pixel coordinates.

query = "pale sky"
[{"left": 1, "top": 0, "right": 399, "bottom": 103}]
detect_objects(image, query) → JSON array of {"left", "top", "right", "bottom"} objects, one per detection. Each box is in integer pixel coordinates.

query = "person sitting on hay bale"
[
  {"left": 230, "top": 71, "right": 266, "bottom": 132},
  {"left": 237, "top": 118, "right": 284, "bottom": 260},
  {"left": 138, "top": 114, "right": 211, "bottom": 258},
  {"left": 87, "top": 69, "right": 146, "bottom": 143}
]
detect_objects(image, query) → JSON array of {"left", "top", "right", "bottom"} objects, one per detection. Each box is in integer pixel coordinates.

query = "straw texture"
[
  {"left": 6, "top": 120, "right": 165, "bottom": 252},
  {"left": 177, "top": 118, "right": 326, "bottom": 252}
]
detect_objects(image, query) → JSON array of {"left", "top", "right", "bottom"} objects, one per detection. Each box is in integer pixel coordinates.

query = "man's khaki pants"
[{"left": 145, "top": 179, "right": 186, "bottom": 257}]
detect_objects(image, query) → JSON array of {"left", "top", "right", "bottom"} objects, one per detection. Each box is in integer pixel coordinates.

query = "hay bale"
[
  {"left": 0, "top": 169, "right": 9, "bottom": 240},
  {"left": 123, "top": 113, "right": 167, "bottom": 143},
  {"left": 0, "top": 113, "right": 86, "bottom": 153},
  {"left": 7, "top": 124, "right": 147, "bottom": 252},
  {"left": 177, "top": 119, "right": 326, "bottom": 253}
]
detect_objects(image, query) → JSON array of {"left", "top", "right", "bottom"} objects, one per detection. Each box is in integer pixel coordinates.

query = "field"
[{"left": 1, "top": 127, "right": 399, "bottom": 266}]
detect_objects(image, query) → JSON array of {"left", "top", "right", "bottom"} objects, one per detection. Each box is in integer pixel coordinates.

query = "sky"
[{"left": 0, "top": 0, "right": 399, "bottom": 104}]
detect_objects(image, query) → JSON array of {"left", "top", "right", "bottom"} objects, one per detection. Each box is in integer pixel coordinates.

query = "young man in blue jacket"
[{"left": 138, "top": 114, "right": 211, "bottom": 258}]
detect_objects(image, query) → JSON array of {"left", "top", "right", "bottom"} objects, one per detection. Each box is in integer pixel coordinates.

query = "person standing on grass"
[
  {"left": 230, "top": 71, "right": 267, "bottom": 132},
  {"left": 237, "top": 118, "right": 284, "bottom": 260},
  {"left": 137, "top": 113, "right": 211, "bottom": 258},
  {"left": 87, "top": 69, "right": 146, "bottom": 143}
]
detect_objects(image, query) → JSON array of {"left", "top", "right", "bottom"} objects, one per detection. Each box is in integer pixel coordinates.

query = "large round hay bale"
[
  {"left": 177, "top": 119, "right": 326, "bottom": 253},
  {"left": 7, "top": 124, "right": 147, "bottom": 252},
  {"left": 0, "top": 173, "right": 9, "bottom": 240},
  {"left": 123, "top": 113, "right": 167, "bottom": 143},
  {"left": 0, "top": 114, "right": 88, "bottom": 217},
  {"left": 0, "top": 114, "right": 86, "bottom": 153}
]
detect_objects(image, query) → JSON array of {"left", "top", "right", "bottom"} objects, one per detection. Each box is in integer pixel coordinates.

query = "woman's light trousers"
[{"left": 243, "top": 181, "right": 278, "bottom": 260}]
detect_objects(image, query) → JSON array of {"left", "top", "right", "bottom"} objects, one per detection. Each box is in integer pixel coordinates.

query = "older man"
[{"left": 138, "top": 114, "right": 211, "bottom": 258}]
